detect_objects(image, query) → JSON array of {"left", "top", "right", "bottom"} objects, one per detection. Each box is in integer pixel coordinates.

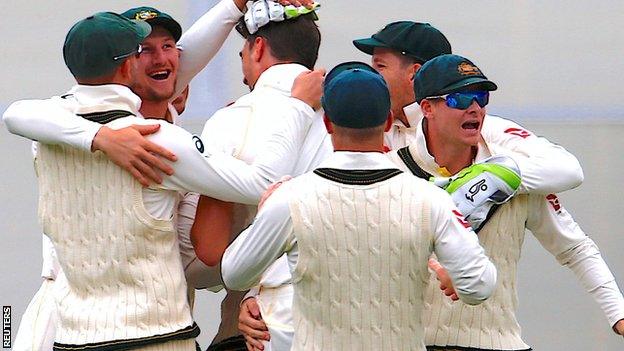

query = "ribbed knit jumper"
[
  {"left": 36, "top": 143, "right": 196, "bottom": 350},
  {"left": 288, "top": 172, "right": 434, "bottom": 351},
  {"left": 423, "top": 196, "right": 530, "bottom": 350}
]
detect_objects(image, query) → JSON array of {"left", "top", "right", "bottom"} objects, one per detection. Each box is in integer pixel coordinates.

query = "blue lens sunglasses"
[{"left": 427, "top": 91, "right": 490, "bottom": 110}]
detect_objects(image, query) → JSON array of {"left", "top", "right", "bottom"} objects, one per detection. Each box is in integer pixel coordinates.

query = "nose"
[
  {"left": 465, "top": 100, "right": 484, "bottom": 113},
  {"left": 151, "top": 47, "right": 166, "bottom": 65}
]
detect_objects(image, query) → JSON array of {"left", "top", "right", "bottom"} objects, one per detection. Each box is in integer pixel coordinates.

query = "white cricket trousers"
[{"left": 256, "top": 285, "right": 294, "bottom": 351}]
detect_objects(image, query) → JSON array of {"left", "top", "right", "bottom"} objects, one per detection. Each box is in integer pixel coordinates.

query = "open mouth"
[
  {"left": 149, "top": 70, "right": 171, "bottom": 81},
  {"left": 461, "top": 121, "right": 480, "bottom": 130}
]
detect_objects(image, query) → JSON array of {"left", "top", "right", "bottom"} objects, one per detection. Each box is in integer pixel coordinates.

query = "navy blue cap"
[
  {"left": 414, "top": 54, "right": 498, "bottom": 102},
  {"left": 322, "top": 68, "right": 390, "bottom": 129},
  {"left": 325, "top": 61, "right": 377, "bottom": 86}
]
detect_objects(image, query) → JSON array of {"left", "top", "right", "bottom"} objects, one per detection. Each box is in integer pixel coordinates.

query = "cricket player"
[
  {"left": 189, "top": 3, "right": 332, "bottom": 349},
  {"left": 388, "top": 54, "right": 624, "bottom": 350},
  {"left": 221, "top": 67, "right": 497, "bottom": 351}
]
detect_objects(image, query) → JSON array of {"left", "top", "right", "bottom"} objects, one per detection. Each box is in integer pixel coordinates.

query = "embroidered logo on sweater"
[
  {"left": 546, "top": 194, "right": 562, "bottom": 214},
  {"left": 452, "top": 210, "right": 472, "bottom": 229},
  {"left": 504, "top": 127, "right": 531, "bottom": 139}
]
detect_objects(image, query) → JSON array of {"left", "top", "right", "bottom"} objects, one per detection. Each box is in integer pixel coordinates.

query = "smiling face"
[{"left": 130, "top": 25, "right": 179, "bottom": 103}]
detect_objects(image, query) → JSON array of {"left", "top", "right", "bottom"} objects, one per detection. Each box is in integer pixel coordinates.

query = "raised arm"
[
  {"left": 175, "top": 0, "right": 244, "bottom": 95},
  {"left": 526, "top": 194, "right": 624, "bottom": 334},
  {"left": 482, "top": 115, "right": 584, "bottom": 194},
  {"left": 429, "top": 186, "right": 497, "bottom": 305}
]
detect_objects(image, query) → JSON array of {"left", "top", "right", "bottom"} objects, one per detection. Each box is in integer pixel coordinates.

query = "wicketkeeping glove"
[{"left": 434, "top": 155, "right": 522, "bottom": 230}]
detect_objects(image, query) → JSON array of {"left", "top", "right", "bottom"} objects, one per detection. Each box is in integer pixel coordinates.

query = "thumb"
[
  {"left": 131, "top": 124, "right": 161, "bottom": 135},
  {"left": 428, "top": 258, "right": 443, "bottom": 272},
  {"left": 248, "top": 299, "right": 262, "bottom": 319}
]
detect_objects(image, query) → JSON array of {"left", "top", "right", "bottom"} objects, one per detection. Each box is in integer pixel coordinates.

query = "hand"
[
  {"left": 258, "top": 176, "right": 292, "bottom": 210},
  {"left": 239, "top": 297, "right": 270, "bottom": 351},
  {"left": 292, "top": 68, "right": 326, "bottom": 111},
  {"left": 614, "top": 319, "right": 624, "bottom": 336},
  {"left": 277, "top": 0, "right": 316, "bottom": 9},
  {"left": 91, "top": 124, "right": 177, "bottom": 187},
  {"left": 428, "top": 258, "right": 458, "bottom": 301},
  {"left": 233, "top": 0, "right": 248, "bottom": 11}
]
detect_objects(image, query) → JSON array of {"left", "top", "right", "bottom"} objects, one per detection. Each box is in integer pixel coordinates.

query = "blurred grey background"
[{"left": 1, "top": 1, "right": 623, "bottom": 350}]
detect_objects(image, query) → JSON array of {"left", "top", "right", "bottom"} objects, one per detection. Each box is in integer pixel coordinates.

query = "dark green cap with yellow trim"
[
  {"left": 414, "top": 54, "right": 498, "bottom": 103},
  {"left": 353, "top": 21, "right": 451, "bottom": 63},
  {"left": 63, "top": 12, "right": 151, "bottom": 79},
  {"left": 122, "top": 7, "right": 182, "bottom": 42}
]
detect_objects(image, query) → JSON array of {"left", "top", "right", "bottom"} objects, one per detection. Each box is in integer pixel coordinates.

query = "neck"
[
  {"left": 395, "top": 110, "right": 409, "bottom": 127},
  {"left": 424, "top": 123, "right": 474, "bottom": 175},
  {"left": 139, "top": 100, "right": 169, "bottom": 120},
  {"left": 331, "top": 135, "right": 386, "bottom": 153}
]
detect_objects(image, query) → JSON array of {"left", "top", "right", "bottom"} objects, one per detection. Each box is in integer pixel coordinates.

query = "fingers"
[
  {"left": 128, "top": 166, "right": 150, "bottom": 187},
  {"left": 131, "top": 157, "right": 163, "bottom": 185},
  {"left": 246, "top": 298, "right": 262, "bottom": 318},
  {"left": 141, "top": 143, "right": 176, "bottom": 175},
  {"left": 292, "top": 69, "right": 325, "bottom": 110},
  {"left": 134, "top": 127, "right": 177, "bottom": 163},
  {"left": 279, "top": 0, "right": 303, "bottom": 7},
  {"left": 131, "top": 124, "right": 161, "bottom": 136},
  {"left": 129, "top": 124, "right": 177, "bottom": 162},
  {"left": 244, "top": 334, "right": 266, "bottom": 351},
  {"left": 239, "top": 299, "right": 270, "bottom": 345}
]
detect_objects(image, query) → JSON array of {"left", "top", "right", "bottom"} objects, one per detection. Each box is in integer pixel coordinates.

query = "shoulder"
[
  {"left": 482, "top": 114, "right": 534, "bottom": 140},
  {"left": 141, "top": 120, "right": 209, "bottom": 157}
]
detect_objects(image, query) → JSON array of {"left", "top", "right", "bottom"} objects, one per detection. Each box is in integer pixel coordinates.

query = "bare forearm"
[{"left": 191, "top": 195, "right": 234, "bottom": 266}]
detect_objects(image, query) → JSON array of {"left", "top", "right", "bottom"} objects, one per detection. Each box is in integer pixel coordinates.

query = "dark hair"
[
  {"left": 237, "top": 14, "right": 321, "bottom": 69},
  {"left": 398, "top": 54, "right": 424, "bottom": 67}
]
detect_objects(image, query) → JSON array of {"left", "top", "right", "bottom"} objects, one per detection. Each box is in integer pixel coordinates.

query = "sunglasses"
[
  {"left": 427, "top": 91, "right": 490, "bottom": 110},
  {"left": 113, "top": 44, "right": 143, "bottom": 61}
]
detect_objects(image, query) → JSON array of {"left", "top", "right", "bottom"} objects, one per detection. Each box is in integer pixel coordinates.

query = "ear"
[
  {"left": 384, "top": 111, "right": 394, "bottom": 132},
  {"left": 252, "top": 37, "right": 265, "bottom": 63},
  {"left": 118, "top": 57, "right": 133, "bottom": 80},
  {"left": 323, "top": 114, "right": 334, "bottom": 134},
  {"left": 420, "top": 99, "right": 434, "bottom": 120},
  {"left": 408, "top": 63, "right": 422, "bottom": 82}
]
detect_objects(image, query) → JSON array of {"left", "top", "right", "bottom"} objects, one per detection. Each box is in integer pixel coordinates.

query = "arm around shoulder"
[
  {"left": 482, "top": 115, "right": 584, "bottom": 194},
  {"left": 3, "top": 98, "right": 101, "bottom": 151}
]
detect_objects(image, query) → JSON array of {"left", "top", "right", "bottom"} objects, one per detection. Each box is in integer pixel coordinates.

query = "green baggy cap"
[
  {"left": 63, "top": 12, "right": 151, "bottom": 79},
  {"left": 414, "top": 54, "right": 498, "bottom": 102},
  {"left": 353, "top": 21, "right": 451, "bottom": 63},
  {"left": 122, "top": 7, "right": 182, "bottom": 42}
]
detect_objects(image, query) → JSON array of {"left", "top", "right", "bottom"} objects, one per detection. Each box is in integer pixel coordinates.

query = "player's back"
[{"left": 287, "top": 170, "right": 438, "bottom": 351}]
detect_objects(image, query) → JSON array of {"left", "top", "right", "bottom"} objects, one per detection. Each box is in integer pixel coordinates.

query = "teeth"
[
  {"left": 462, "top": 122, "right": 479, "bottom": 129},
  {"left": 149, "top": 70, "right": 170, "bottom": 80}
]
